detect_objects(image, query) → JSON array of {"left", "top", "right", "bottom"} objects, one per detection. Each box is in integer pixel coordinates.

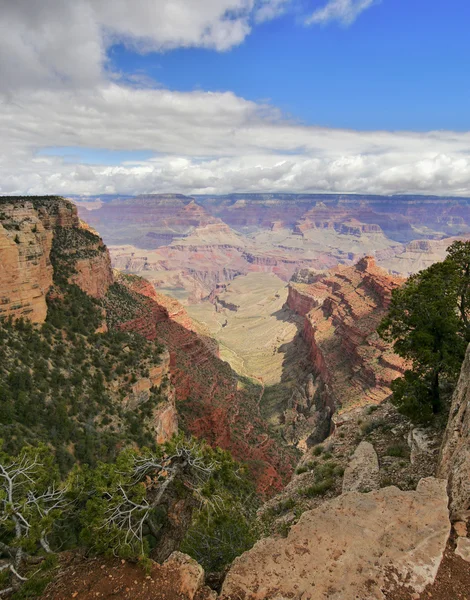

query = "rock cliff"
[
  {"left": 112, "top": 271, "right": 297, "bottom": 496},
  {"left": 286, "top": 257, "right": 406, "bottom": 418},
  {"left": 0, "top": 196, "right": 113, "bottom": 323},
  {"left": 0, "top": 200, "right": 53, "bottom": 323},
  {"left": 438, "top": 343, "right": 470, "bottom": 519}
]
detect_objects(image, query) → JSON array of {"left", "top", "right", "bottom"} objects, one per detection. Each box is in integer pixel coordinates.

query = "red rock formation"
[
  {"left": 115, "top": 273, "right": 296, "bottom": 496},
  {"left": 287, "top": 257, "right": 406, "bottom": 414}
]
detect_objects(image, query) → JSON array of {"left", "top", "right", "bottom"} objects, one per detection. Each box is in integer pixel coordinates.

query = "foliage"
[
  {"left": 385, "top": 445, "right": 408, "bottom": 458},
  {"left": 0, "top": 283, "right": 164, "bottom": 466},
  {"left": 378, "top": 241, "right": 470, "bottom": 421},
  {"left": 301, "top": 461, "right": 342, "bottom": 498},
  {"left": 79, "top": 437, "right": 256, "bottom": 566},
  {"left": 102, "top": 282, "right": 152, "bottom": 328},
  {"left": 0, "top": 439, "right": 256, "bottom": 595},
  {"left": 180, "top": 444, "right": 258, "bottom": 572},
  {"left": 0, "top": 444, "right": 70, "bottom": 596}
]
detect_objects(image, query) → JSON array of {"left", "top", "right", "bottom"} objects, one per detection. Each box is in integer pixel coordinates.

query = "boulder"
[
  {"left": 342, "top": 441, "right": 380, "bottom": 493},
  {"left": 408, "top": 427, "right": 433, "bottom": 465},
  {"left": 221, "top": 478, "right": 450, "bottom": 600},
  {"left": 455, "top": 538, "right": 470, "bottom": 564},
  {"left": 161, "top": 552, "right": 205, "bottom": 599}
]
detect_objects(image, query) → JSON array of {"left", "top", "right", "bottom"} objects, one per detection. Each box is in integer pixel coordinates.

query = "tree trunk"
[{"left": 150, "top": 496, "right": 196, "bottom": 563}]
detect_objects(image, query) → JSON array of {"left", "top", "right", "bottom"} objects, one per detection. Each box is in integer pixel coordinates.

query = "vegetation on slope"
[
  {"left": 0, "top": 284, "right": 165, "bottom": 470},
  {"left": 0, "top": 437, "right": 257, "bottom": 597},
  {"left": 0, "top": 199, "right": 259, "bottom": 597}
]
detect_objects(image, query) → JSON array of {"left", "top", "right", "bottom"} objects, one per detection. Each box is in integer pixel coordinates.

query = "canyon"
[
  {"left": 0, "top": 196, "right": 297, "bottom": 497},
  {"left": 2, "top": 195, "right": 470, "bottom": 599},
  {"left": 75, "top": 194, "right": 470, "bottom": 448},
  {"left": 78, "top": 194, "right": 470, "bottom": 306}
]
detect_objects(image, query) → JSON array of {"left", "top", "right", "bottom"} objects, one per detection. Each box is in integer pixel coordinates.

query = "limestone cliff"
[
  {"left": 0, "top": 196, "right": 113, "bottom": 323},
  {"left": 286, "top": 257, "right": 406, "bottom": 418},
  {"left": 438, "top": 343, "right": 470, "bottom": 519}
]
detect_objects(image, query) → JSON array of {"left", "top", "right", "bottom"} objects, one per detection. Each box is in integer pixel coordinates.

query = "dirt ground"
[
  {"left": 42, "top": 553, "right": 215, "bottom": 600},
  {"left": 385, "top": 540, "right": 470, "bottom": 600},
  {"left": 41, "top": 534, "right": 470, "bottom": 600}
]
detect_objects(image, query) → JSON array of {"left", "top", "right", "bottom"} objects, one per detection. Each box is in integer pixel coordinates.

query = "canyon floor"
[
  {"left": 186, "top": 272, "right": 312, "bottom": 432},
  {"left": 187, "top": 273, "right": 297, "bottom": 384}
]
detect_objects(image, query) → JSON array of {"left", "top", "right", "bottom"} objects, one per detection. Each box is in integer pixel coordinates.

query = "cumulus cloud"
[
  {"left": 0, "top": 0, "right": 292, "bottom": 93},
  {"left": 1, "top": 0, "right": 469, "bottom": 198},
  {"left": 306, "top": 0, "right": 377, "bottom": 26},
  {"left": 1, "top": 84, "right": 470, "bottom": 197}
]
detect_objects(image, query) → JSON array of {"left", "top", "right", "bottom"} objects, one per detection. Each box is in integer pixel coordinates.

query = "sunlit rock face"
[
  {"left": 0, "top": 196, "right": 113, "bottom": 323},
  {"left": 221, "top": 478, "right": 450, "bottom": 600},
  {"left": 287, "top": 257, "right": 406, "bottom": 417},
  {"left": 438, "top": 344, "right": 470, "bottom": 520}
]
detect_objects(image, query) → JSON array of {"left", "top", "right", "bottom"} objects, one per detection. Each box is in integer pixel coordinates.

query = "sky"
[{"left": 1, "top": 0, "right": 470, "bottom": 197}]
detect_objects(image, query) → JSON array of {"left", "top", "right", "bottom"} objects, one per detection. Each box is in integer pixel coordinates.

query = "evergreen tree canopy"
[{"left": 378, "top": 240, "right": 470, "bottom": 421}]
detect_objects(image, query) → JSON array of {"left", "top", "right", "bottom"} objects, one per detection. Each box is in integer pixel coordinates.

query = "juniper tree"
[{"left": 378, "top": 240, "right": 470, "bottom": 421}]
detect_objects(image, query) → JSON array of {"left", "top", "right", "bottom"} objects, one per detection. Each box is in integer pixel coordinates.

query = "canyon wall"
[
  {"left": 113, "top": 272, "right": 297, "bottom": 496},
  {"left": 438, "top": 343, "right": 470, "bottom": 519},
  {"left": 287, "top": 257, "right": 406, "bottom": 417},
  {"left": 0, "top": 197, "right": 294, "bottom": 493},
  {"left": 0, "top": 200, "right": 54, "bottom": 323},
  {"left": 0, "top": 197, "right": 113, "bottom": 323},
  {"left": 78, "top": 193, "right": 470, "bottom": 306}
]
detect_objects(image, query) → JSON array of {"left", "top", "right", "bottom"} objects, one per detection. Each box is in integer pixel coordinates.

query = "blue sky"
[
  {"left": 2, "top": 0, "right": 470, "bottom": 197},
  {"left": 109, "top": 0, "right": 470, "bottom": 131}
]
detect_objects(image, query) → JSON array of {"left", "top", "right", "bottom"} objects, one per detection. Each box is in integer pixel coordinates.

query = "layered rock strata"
[
  {"left": 109, "top": 271, "right": 297, "bottom": 496},
  {"left": 0, "top": 196, "right": 113, "bottom": 323},
  {"left": 0, "top": 200, "right": 53, "bottom": 322},
  {"left": 286, "top": 257, "right": 406, "bottom": 417}
]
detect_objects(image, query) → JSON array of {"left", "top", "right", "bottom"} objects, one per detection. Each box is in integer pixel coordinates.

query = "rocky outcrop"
[
  {"left": 124, "top": 349, "right": 178, "bottom": 445},
  {"left": 0, "top": 201, "right": 53, "bottom": 323},
  {"left": 221, "top": 478, "right": 450, "bottom": 600},
  {"left": 342, "top": 441, "right": 380, "bottom": 493},
  {"left": 0, "top": 197, "right": 114, "bottom": 323},
  {"left": 293, "top": 205, "right": 385, "bottom": 238},
  {"left": 286, "top": 257, "right": 406, "bottom": 416},
  {"left": 69, "top": 250, "right": 113, "bottom": 299},
  {"left": 438, "top": 343, "right": 470, "bottom": 519}
]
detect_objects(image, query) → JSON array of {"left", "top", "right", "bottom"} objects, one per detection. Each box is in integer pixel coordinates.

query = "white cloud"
[
  {"left": 1, "top": 84, "right": 470, "bottom": 197},
  {"left": 306, "top": 0, "right": 377, "bottom": 26},
  {"left": 0, "top": 0, "right": 469, "bottom": 199},
  {"left": 254, "top": 0, "right": 291, "bottom": 23},
  {"left": 0, "top": 0, "right": 291, "bottom": 93}
]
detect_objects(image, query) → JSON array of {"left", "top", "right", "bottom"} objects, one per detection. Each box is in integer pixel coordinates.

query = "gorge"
[{"left": 1, "top": 195, "right": 470, "bottom": 599}]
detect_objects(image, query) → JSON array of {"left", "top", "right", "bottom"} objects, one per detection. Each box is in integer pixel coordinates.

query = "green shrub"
[
  {"left": 385, "top": 445, "right": 408, "bottom": 458},
  {"left": 303, "top": 479, "right": 334, "bottom": 497}
]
